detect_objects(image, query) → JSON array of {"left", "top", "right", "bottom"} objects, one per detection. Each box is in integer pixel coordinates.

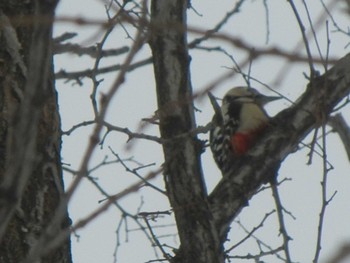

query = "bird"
[{"left": 209, "top": 87, "right": 281, "bottom": 173}]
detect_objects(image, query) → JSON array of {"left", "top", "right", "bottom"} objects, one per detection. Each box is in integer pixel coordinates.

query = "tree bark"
[
  {"left": 209, "top": 53, "right": 350, "bottom": 242},
  {"left": 149, "top": 1, "right": 223, "bottom": 262},
  {"left": 0, "top": 1, "right": 72, "bottom": 262},
  {"left": 150, "top": 0, "right": 350, "bottom": 260}
]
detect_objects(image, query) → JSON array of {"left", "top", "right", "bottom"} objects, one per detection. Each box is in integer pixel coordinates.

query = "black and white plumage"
[{"left": 209, "top": 87, "right": 280, "bottom": 173}]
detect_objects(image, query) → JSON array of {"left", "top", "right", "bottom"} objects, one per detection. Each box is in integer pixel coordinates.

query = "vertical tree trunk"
[
  {"left": 149, "top": 1, "right": 223, "bottom": 262},
  {"left": 0, "top": 1, "right": 72, "bottom": 262}
]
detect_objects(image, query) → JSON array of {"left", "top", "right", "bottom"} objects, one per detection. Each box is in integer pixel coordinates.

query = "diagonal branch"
[{"left": 209, "top": 52, "right": 350, "bottom": 241}]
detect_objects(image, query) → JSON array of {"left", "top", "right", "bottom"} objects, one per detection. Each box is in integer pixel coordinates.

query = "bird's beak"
[{"left": 258, "top": 94, "right": 282, "bottom": 105}]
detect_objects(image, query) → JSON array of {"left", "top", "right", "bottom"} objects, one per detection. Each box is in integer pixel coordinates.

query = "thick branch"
[
  {"left": 150, "top": 1, "right": 222, "bottom": 262},
  {"left": 209, "top": 53, "right": 350, "bottom": 241}
]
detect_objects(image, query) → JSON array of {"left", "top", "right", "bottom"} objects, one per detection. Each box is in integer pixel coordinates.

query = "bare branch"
[
  {"left": 288, "top": 0, "right": 316, "bottom": 78},
  {"left": 54, "top": 42, "right": 129, "bottom": 57},
  {"left": 226, "top": 210, "right": 276, "bottom": 253},
  {"left": 209, "top": 53, "right": 350, "bottom": 242},
  {"left": 108, "top": 147, "right": 166, "bottom": 195},
  {"left": 142, "top": 216, "right": 173, "bottom": 261},
  {"left": 271, "top": 182, "right": 292, "bottom": 262},
  {"left": 188, "top": 0, "right": 245, "bottom": 48},
  {"left": 235, "top": 220, "right": 287, "bottom": 261},
  {"left": 55, "top": 57, "right": 152, "bottom": 82},
  {"left": 25, "top": 167, "right": 161, "bottom": 263},
  {"left": 313, "top": 122, "right": 335, "bottom": 263},
  {"left": 228, "top": 246, "right": 284, "bottom": 261}
]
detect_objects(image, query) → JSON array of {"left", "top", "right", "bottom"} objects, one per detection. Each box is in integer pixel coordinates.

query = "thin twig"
[
  {"left": 288, "top": 0, "right": 316, "bottom": 78},
  {"left": 302, "top": 1, "right": 324, "bottom": 63},
  {"left": 108, "top": 147, "right": 166, "bottom": 195},
  {"left": 307, "top": 128, "right": 319, "bottom": 165},
  {"left": 228, "top": 246, "right": 284, "bottom": 260},
  {"left": 63, "top": 156, "right": 162, "bottom": 263},
  {"left": 53, "top": 42, "right": 129, "bottom": 57},
  {"left": 235, "top": 220, "right": 287, "bottom": 262},
  {"left": 142, "top": 217, "right": 173, "bottom": 261},
  {"left": 313, "top": 122, "right": 336, "bottom": 263},
  {"left": 55, "top": 57, "right": 153, "bottom": 82},
  {"left": 263, "top": 0, "right": 270, "bottom": 44},
  {"left": 226, "top": 210, "right": 275, "bottom": 253},
  {"left": 188, "top": 0, "right": 245, "bottom": 48},
  {"left": 271, "top": 181, "right": 292, "bottom": 263},
  {"left": 320, "top": 0, "right": 350, "bottom": 38}
]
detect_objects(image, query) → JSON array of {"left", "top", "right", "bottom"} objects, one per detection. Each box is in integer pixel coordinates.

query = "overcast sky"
[{"left": 54, "top": 1, "right": 350, "bottom": 262}]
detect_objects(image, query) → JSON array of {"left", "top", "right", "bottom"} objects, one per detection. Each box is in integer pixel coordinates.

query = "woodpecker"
[{"left": 209, "top": 87, "right": 280, "bottom": 173}]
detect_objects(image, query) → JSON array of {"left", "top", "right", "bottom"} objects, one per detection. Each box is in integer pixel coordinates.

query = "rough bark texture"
[
  {"left": 150, "top": 0, "right": 350, "bottom": 260},
  {"left": 0, "top": 1, "right": 72, "bottom": 262},
  {"left": 150, "top": 1, "right": 223, "bottom": 263},
  {"left": 208, "top": 53, "right": 350, "bottom": 241}
]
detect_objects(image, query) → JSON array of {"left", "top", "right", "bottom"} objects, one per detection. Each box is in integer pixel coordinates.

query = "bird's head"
[{"left": 222, "top": 87, "right": 281, "bottom": 106}]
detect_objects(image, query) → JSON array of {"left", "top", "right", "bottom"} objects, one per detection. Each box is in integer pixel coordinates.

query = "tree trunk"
[
  {"left": 0, "top": 1, "right": 72, "bottom": 262},
  {"left": 149, "top": 1, "right": 223, "bottom": 262}
]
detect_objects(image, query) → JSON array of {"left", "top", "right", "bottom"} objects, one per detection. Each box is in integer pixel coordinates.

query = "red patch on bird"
[
  {"left": 231, "top": 125, "right": 266, "bottom": 155},
  {"left": 231, "top": 133, "right": 253, "bottom": 155}
]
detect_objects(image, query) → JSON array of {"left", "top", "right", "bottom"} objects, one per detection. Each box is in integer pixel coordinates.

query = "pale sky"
[{"left": 54, "top": 0, "right": 350, "bottom": 262}]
